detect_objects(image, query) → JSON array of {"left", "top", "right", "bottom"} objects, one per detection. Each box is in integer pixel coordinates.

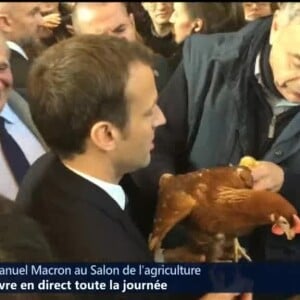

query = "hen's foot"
[{"left": 234, "top": 238, "right": 252, "bottom": 262}]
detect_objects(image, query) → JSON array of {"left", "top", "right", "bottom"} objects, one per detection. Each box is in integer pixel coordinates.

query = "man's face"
[
  {"left": 75, "top": 3, "right": 136, "bottom": 42},
  {"left": 6, "top": 3, "right": 43, "bottom": 47},
  {"left": 0, "top": 45, "right": 13, "bottom": 111},
  {"left": 170, "top": 3, "right": 195, "bottom": 44},
  {"left": 243, "top": 2, "right": 272, "bottom": 21},
  {"left": 143, "top": 2, "right": 173, "bottom": 26},
  {"left": 112, "top": 61, "right": 166, "bottom": 173},
  {"left": 269, "top": 12, "right": 300, "bottom": 103}
]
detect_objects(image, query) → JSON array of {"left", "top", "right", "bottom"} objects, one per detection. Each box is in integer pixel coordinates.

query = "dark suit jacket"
[
  {"left": 17, "top": 154, "right": 152, "bottom": 263},
  {"left": 16, "top": 153, "right": 189, "bottom": 300},
  {"left": 9, "top": 49, "right": 30, "bottom": 99}
]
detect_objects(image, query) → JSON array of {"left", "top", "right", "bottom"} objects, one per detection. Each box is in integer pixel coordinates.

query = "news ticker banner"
[{"left": 0, "top": 263, "right": 299, "bottom": 294}]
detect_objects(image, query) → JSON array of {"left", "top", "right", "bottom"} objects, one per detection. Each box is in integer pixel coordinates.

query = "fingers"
[
  {"left": 251, "top": 162, "right": 284, "bottom": 192},
  {"left": 43, "top": 13, "right": 61, "bottom": 29}
]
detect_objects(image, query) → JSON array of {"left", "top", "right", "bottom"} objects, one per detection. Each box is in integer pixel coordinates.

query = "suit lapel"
[
  {"left": 7, "top": 90, "right": 48, "bottom": 150},
  {"left": 53, "top": 160, "right": 151, "bottom": 259}
]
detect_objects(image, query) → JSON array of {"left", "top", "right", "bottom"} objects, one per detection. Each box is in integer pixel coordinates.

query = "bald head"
[
  {"left": 72, "top": 2, "right": 137, "bottom": 41},
  {"left": 0, "top": 2, "right": 42, "bottom": 47}
]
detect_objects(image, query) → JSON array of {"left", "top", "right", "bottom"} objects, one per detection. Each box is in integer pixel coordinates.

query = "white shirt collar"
[
  {"left": 0, "top": 103, "right": 19, "bottom": 124},
  {"left": 6, "top": 41, "right": 28, "bottom": 60},
  {"left": 64, "top": 165, "right": 126, "bottom": 210}
]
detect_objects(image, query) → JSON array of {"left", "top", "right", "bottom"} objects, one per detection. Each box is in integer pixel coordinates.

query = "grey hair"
[{"left": 279, "top": 3, "right": 300, "bottom": 22}]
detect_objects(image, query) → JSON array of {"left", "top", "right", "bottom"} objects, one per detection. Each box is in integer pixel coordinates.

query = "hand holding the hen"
[{"left": 251, "top": 161, "right": 284, "bottom": 192}]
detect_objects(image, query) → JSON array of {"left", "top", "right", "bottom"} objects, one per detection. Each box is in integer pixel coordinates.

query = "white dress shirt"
[
  {"left": 6, "top": 41, "right": 28, "bottom": 60},
  {"left": 0, "top": 104, "right": 45, "bottom": 200},
  {"left": 65, "top": 165, "right": 127, "bottom": 210}
]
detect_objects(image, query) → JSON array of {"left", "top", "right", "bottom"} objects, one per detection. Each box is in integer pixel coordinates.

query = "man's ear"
[
  {"left": 269, "top": 10, "right": 280, "bottom": 45},
  {"left": 129, "top": 13, "right": 136, "bottom": 30},
  {"left": 90, "top": 121, "right": 118, "bottom": 152},
  {"left": 192, "top": 18, "right": 204, "bottom": 33},
  {"left": 0, "top": 13, "right": 12, "bottom": 33},
  {"left": 269, "top": 9, "right": 289, "bottom": 45}
]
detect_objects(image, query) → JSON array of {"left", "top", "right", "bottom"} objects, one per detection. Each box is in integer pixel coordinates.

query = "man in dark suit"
[
  {"left": 0, "top": 3, "right": 43, "bottom": 98},
  {"left": 18, "top": 34, "right": 166, "bottom": 263},
  {"left": 16, "top": 33, "right": 250, "bottom": 300}
]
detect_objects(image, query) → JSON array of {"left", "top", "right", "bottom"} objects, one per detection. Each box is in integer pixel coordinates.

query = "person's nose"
[
  {"left": 153, "top": 104, "right": 166, "bottom": 128},
  {"left": 156, "top": 2, "right": 167, "bottom": 12}
]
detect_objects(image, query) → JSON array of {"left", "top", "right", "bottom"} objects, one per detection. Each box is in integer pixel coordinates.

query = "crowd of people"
[{"left": 0, "top": 2, "right": 299, "bottom": 300}]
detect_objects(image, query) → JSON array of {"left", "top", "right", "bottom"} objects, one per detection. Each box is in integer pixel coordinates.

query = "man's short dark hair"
[{"left": 28, "top": 34, "right": 154, "bottom": 158}]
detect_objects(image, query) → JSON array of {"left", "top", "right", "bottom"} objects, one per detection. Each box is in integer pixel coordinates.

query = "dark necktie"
[{"left": 0, "top": 116, "right": 30, "bottom": 185}]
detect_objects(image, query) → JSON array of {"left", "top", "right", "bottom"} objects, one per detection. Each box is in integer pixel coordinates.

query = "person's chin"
[
  {"left": 156, "top": 19, "right": 170, "bottom": 25},
  {"left": 142, "top": 154, "right": 151, "bottom": 168}
]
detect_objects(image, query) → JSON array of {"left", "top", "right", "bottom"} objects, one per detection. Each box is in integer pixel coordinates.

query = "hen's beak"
[
  {"left": 284, "top": 215, "right": 300, "bottom": 240},
  {"left": 271, "top": 215, "right": 300, "bottom": 240},
  {"left": 285, "top": 228, "right": 295, "bottom": 240},
  {"left": 271, "top": 216, "right": 295, "bottom": 240}
]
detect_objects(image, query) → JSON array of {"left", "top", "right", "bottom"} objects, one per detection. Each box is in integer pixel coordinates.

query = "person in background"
[
  {"left": 72, "top": 2, "right": 172, "bottom": 93},
  {"left": 142, "top": 2, "right": 178, "bottom": 58},
  {"left": 168, "top": 2, "right": 246, "bottom": 72},
  {"left": 127, "top": 2, "right": 153, "bottom": 41},
  {"left": 0, "top": 33, "right": 46, "bottom": 201},
  {"left": 38, "top": 2, "right": 73, "bottom": 48},
  {"left": 242, "top": 2, "right": 279, "bottom": 22},
  {"left": 0, "top": 3, "right": 43, "bottom": 98}
]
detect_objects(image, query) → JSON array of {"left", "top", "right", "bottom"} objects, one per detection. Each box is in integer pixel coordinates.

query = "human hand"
[
  {"left": 43, "top": 13, "right": 61, "bottom": 29},
  {"left": 251, "top": 161, "right": 284, "bottom": 192},
  {"left": 199, "top": 292, "right": 252, "bottom": 300}
]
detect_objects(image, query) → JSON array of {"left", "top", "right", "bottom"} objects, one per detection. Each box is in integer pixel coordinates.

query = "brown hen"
[{"left": 149, "top": 165, "right": 300, "bottom": 262}]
